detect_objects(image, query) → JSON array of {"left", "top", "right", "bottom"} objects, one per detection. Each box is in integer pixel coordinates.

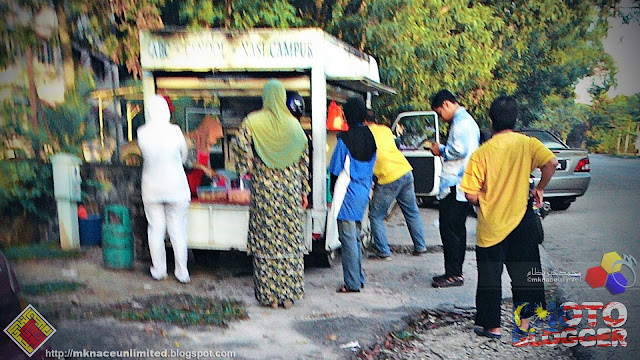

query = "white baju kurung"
[{"left": 137, "top": 95, "right": 191, "bottom": 283}]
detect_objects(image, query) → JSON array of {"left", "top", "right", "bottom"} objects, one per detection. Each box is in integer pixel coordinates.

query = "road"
[{"left": 540, "top": 154, "right": 640, "bottom": 360}]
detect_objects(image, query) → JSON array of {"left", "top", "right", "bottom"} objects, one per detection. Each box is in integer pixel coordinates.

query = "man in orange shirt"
[{"left": 460, "top": 96, "right": 557, "bottom": 339}]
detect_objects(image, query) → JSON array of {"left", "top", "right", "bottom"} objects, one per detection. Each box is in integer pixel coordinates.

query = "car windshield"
[
  {"left": 393, "top": 114, "right": 437, "bottom": 150},
  {"left": 520, "top": 130, "right": 567, "bottom": 150}
]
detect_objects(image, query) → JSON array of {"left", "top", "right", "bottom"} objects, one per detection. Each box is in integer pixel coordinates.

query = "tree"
[
  {"left": 179, "top": 0, "right": 301, "bottom": 29},
  {"left": 68, "top": 0, "right": 166, "bottom": 78},
  {"left": 332, "top": 0, "right": 505, "bottom": 122},
  {"left": 529, "top": 95, "right": 591, "bottom": 146},
  {"left": 53, "top": 0, "right": 74, "bottom": 91},
  {"left": 587, "top": 94, "right": 640, "bottom": 153},
  {"left": 2, "top": 0, "right": 52, "bottom": 132},
  {"left": 479, "top": 0, "right": 619, "bottom": 126}
]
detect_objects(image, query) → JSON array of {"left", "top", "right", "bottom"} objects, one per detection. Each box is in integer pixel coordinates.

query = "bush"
[{"left": 0, "top": 160, "right": 54, "bottom": 220}]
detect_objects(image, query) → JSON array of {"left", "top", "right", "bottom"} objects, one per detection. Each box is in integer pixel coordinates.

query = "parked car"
[{"left": 519, "top": 129, "right": 591, "bottom": 210}]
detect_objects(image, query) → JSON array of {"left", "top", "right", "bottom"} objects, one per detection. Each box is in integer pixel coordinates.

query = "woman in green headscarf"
[{"left": 232, "top": 79, "right": 309, "bottom": 309}]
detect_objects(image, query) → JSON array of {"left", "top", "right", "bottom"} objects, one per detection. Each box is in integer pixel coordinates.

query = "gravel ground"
[{"left": 355, "top": 300, "right": 574, "bottom": 360}]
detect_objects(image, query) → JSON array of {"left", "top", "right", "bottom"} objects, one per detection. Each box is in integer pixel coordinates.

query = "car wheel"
[{"left": 549, "top": 201, "right": 572, "bottom": 211}]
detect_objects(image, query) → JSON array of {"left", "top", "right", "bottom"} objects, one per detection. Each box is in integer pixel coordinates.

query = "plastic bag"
[{"left": 327, "top": 100, "right": 348, "bottom": 131}]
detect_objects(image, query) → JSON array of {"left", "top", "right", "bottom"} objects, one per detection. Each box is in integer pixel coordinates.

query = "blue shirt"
[
  {"left": 438, "top": 107, "right": 480, "bottom": 201},
  {"left": 329, "top": 138, "right": 376, "bottom": 221}
]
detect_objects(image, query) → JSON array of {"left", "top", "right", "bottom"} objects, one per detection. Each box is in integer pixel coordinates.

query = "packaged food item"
[
  {"left": 197, "top": 186, "right": 228, "bottom": 203},
  {"left": 227, "top": 189, "right": 250, "bottom": 205}
]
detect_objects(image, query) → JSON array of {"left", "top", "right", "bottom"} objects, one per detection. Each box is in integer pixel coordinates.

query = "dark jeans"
[
  {"left": 474, "top": 206, "right": 546, "bottom": 329},
  {"left": 439, "top": 188, "right": 468, "bottom": 277}
]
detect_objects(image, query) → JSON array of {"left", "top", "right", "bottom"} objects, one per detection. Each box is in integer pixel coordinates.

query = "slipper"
[
  {"left": 474, "top": 327, "right": 501, "bottom": 339},
  {"left": 432, "top": 275, "right": 464, "bottom": 288},
  {"left": 336, "top": 285, "right": 360, "bottom": 293},
  {"left": 432, "top": 274, "right": 448, "bottom": 282}
]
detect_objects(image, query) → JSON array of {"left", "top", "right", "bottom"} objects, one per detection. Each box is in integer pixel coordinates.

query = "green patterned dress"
[{"left": 232, "top": 125, "right": 310, "bottom": 306}]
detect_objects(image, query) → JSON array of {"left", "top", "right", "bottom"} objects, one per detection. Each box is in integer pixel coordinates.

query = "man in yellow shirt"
[
  {"left": 460, "top": 96, "right": 557, "bottom": 339},
  {"left": 365, "top": 110, "right": 427, "bottom": 260}
]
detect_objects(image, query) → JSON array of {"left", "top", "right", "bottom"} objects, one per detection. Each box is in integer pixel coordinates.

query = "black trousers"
[
  {"left": 474, "top": 206, "right": 546, "bottom": 329},
  {"left": 439, "top": 188, "right": 468, "bottom": 277}
]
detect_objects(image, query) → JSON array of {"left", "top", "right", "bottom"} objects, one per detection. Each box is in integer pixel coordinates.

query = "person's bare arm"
[
  {"left": 465, "top": 193, "right": 479, "bottom": 206},
  {"left": 532, "top": 158, "right": 558, "bottom": 207}
]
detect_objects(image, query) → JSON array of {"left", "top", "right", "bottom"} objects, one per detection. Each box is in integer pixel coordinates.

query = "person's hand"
[
  {"left": 203, "top": 167, "right": 217, "bottom": 179},
  {"left": 532, "top": 187, "right": 544, "bottom": 208},
  {"left": 302, "top": 194, "right": 309, "bottom": 209},
  {"left": 430, "top": 142, "right": 441, "bottom": 156}
]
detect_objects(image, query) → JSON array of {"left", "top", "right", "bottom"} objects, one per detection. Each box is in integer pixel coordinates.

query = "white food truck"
[{"left": 139, "top": 28, "right": 396, "bottom": 264}]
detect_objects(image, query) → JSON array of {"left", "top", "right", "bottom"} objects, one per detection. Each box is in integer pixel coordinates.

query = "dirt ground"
[{"left": 9, "top": 246, "right": 577, "bottom": 360}]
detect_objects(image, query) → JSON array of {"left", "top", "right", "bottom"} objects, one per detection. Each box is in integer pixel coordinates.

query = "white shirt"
[{"left": 137, "top": 95, "right": 190, "bottom": 203}]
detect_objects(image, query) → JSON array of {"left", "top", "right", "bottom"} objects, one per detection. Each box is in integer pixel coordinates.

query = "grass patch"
[
  {"left": 22, "top": 281, "right": 85, "bottom": 296},
  {"left": 4, "top": 242, "right": 82, "bottom": 260},
  {"left": 109, "top": 294, "right": 247, "bottom": 326}
]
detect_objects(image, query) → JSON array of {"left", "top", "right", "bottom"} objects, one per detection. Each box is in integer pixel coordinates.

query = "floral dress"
[{"left": 232, "top": 125, "right": 310, "bottom": 306}]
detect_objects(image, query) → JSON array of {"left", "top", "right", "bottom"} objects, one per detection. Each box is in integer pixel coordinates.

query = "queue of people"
[{"left": 138, "top": 83, "right": 556, "bottom": 339}]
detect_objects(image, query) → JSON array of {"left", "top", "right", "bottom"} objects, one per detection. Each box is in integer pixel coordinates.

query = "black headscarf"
[{"left": 339, "top": 97, "right": 376, "bottom": 162}]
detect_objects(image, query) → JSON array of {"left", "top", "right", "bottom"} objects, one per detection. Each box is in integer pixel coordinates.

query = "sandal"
[
  {"left": 432, "top": 274, "right": 448, "bottom": 282},
  {"left": 336, "top": 285, "right": 360, "bottom": 293},
  {"left": 431, "top": 275, "right": 464, "bottom": 288},
  {"left": 474, "top": 326, "right": 501, "bottom": 339}
]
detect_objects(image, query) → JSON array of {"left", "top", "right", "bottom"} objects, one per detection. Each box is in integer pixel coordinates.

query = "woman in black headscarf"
[{"left": 328, "top": 96, "right": 377, "bottom": 292}]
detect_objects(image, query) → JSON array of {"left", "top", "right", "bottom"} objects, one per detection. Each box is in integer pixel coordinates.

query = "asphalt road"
[{"left": 540, "top": 154, "right": 640, "bottom": 360}]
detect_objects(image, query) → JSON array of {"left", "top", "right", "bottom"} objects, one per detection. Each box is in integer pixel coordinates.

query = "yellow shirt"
[
  {"left": 460, "top": 132, "right": 555, "bottom": 248},
  {"left": 368, "top": 124, "right": 413, "bottom": 184}
]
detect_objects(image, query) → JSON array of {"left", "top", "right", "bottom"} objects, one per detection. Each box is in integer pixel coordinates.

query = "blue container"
[{"left": 79, "top": 215, "right": 102, "bottom": 246}]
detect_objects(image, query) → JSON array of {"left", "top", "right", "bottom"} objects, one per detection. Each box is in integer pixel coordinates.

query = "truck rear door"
[{"left": 391, "top": 111, "right": 441, "bottom": 200}]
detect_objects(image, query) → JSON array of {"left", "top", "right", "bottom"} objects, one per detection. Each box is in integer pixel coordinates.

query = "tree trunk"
[
  {"left": 54, "top": 0, "right": 75, "bottom": 91},
  {"left": 25, "top": 44, "right": 39, "bottom": 132},
  {"left": 225, "top": 0, "right": 232, "bottom": 29},
  {"left": 624, "top": 125, "right": 630, "bottom": 154}
]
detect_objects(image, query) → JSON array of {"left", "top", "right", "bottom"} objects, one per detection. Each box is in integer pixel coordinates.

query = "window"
[{"left": 394, "top": 113, "right": 438, "bottom": 150}]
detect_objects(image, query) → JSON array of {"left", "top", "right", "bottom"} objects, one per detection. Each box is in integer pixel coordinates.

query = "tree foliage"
[
  {"left": 587, "top": 93, "right": 640, "bottom": 153},
  {"left": 483, "top": 0, "right": 619, "bottom": 126},
  {"left": 355, "top": 0, "right": 505, "bottom": 122},
  {"left": 5, "top": 0, "right": 632, "bottom": 152},
  {"left": 179, "top": 0, "right": 302, "bottom": 29},
  {"left": 41, "top": 68, "right": 95, "bottom": 153},
  {"left": 67, "top": 0, "right": 166, "bottom": 78}
]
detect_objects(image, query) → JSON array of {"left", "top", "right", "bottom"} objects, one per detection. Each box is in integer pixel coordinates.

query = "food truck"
[{"left": 139, "top": 28, "right": 396, "bottom": 263}]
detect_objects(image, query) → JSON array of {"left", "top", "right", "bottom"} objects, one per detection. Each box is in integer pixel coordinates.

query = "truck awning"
[{"left": 327, "top": 77, "right": 397, "bottom": 95}]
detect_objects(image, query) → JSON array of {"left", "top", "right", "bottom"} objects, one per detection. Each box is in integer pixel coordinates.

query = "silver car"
[{"left": 520, "top": 129, "right": 591, "bottom": 211}]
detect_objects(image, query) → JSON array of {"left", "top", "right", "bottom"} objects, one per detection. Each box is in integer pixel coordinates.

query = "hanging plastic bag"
[{"left": 326, "top": 100, "right": 348, "bottom": 131}]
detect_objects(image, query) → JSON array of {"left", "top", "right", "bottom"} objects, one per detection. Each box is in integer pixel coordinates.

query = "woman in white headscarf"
[
  {"left": 137, "top": 95, "right": 191, "bottom": 283},
  {"left": 232, "top": 79, "right": 309, "bottom": 309}
]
